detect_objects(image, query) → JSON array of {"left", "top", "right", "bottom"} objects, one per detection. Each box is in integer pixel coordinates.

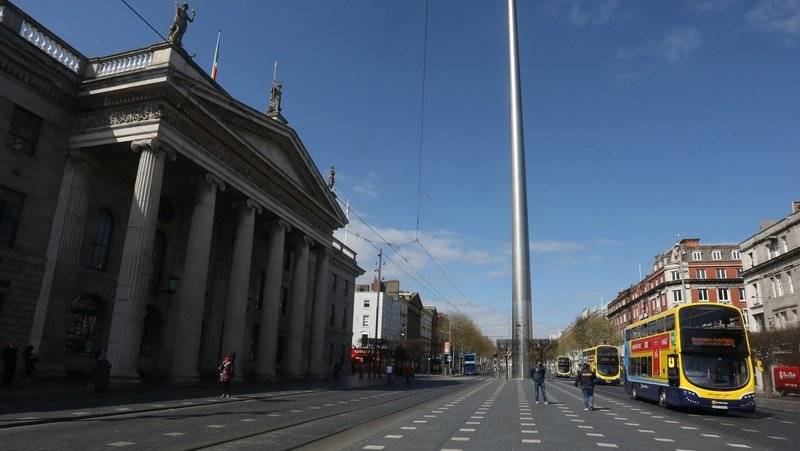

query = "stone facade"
[
  {"left": 740, "top": 202, "right": 800, "bottom": 332},
  {"left": 0, "top": 2, "right": 362, "bottom": 384},
  {"left": 607, "top": 238, "right": 744, "bottom": 333}
]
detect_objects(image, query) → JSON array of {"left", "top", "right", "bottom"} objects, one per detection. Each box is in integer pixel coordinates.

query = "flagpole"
[
  {"left": 507, "top": 0, "right": 533, "bottom": 379},
  {"left": 211, "top": 30, "right": 221, "bottom": 80}
]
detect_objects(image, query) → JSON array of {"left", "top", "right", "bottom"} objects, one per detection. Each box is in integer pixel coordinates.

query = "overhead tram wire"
[{"left": 414, "top": 0, "right": 430, "bottom": 241}]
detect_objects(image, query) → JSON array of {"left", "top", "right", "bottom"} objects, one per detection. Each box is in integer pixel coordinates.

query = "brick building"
[{"left": 607, "top": 238, "right": 744, "bottom": 333}]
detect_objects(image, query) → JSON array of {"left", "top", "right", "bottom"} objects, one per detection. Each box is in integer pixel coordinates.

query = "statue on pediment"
[
  {"left": 327, "top": 165, "right": 336, "bottom": 191},
  {"left": 267, "top": 80, "right": 283, "bottom": 116},
  {"left": 167, "top": 2, "right": 196, "bottom": 47}
]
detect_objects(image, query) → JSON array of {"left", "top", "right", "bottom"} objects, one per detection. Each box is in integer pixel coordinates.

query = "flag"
[{"left": 210, "top": 30, "right": 221, "bottom": 80}]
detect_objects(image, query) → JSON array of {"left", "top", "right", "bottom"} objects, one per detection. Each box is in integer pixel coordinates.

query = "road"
[{"left": 0, "top": 375, "right": 797, "bottom": 450}]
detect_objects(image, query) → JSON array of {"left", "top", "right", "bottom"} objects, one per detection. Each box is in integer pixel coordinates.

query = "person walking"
[
  {"left": 403, "top": 361, "right": 414, "bottom": 385},
  {"left": 386, "top": 362, "right": 394, "bottom": 384},
  {"left": 218, "top": 354, "right": 234, "bottom": 398},
  {"left": 575, "top": 363, "right": 597, "bottom": 410},
  {"left": 2, "top": 341, "right": 18, "bottom": 388},
  {"left": 531, "top": 361, "right": 548, "bottom": 405},
  {"left": 21, "top": 345, "right": 38, "bottom": 383},
  {"left": 93, "top": 350, "right": 112, "bottom": 394}
]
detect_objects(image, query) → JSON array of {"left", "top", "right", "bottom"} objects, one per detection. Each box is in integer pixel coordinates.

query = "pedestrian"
[
  {"left": 218, "top": 354, "right": 234, "bottom": 398},
  {"left": 574, "top": 363, "right": 597, "bottom": 411},
  {"left": 530, "top": 361, "right": 548, "bottom": 405},
  {"left": 93, "top": 350, "right": 111, "bottom": 394},
  {"left": 403, "top": 361, "right": 413, "bottom": 385},
  {"left": 21, "top": 345, "right": 38, "bottom": 383},
  {"left": 2, "top": 341, "right": 18, "bottom": 388},
  {"left": 386, "top": 362, "right": 394, "bottom": 384}
]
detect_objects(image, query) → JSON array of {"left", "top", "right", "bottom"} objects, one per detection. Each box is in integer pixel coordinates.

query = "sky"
[{"left": 16, "top": 0, "right": 800, "bottom": 339}]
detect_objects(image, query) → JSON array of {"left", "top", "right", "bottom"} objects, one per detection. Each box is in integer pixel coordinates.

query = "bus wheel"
[
  {"left": 658, "top": 389, "right": 668, "bottom": 408},
  {"left": 631, "top": 385, "right": 639, "bottom": 400}
]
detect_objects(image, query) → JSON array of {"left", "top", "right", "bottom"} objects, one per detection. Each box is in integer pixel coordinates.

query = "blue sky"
[{"left": 18, "top": 0, "right": 800, "bottom": 338}]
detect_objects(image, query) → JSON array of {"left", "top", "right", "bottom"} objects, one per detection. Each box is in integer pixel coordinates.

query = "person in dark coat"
[
  {"left": 574, "top": 363, "right": 597, "bottom": 410},
  {"left": 530, "top": 361, "right": 548, "bottom": 404},
  {"left": 94, "top": 350, "right": 112, "bottom": 394},
  {"left": 21, "top": 345, "right": 38, "bottom": 383},
  {"left": 2, "top": 341, "right": 18, "bottom": 387},
  {"left": 218, "top": 354, "right": 234, "bottom": 398}
]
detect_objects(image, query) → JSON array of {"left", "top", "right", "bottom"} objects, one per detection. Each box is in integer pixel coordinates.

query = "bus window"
[
  {"left": 655, "top": 318, "right": 665, "bottom": 334},
  {"left": 665, "top": 314, "right": 675, "bottom": 332}
]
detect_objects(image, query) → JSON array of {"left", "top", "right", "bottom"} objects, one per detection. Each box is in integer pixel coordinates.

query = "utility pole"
[
  {"left": 373, "top": 249, "right": 383, "bottom": 376},
  {"left": 507, "top": 0, "right": 533, "bottom": 379}
]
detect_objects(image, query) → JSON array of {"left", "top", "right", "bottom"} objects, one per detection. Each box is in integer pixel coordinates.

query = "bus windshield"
[
  {"left": 557, "top": 358, "right": 570, "bottom": 371},
  {"left": 679, "top": 307, "right": 750, "bottom": 390},
  {"left": 596, "top": 347, "right": 618, "bottom": 376}
]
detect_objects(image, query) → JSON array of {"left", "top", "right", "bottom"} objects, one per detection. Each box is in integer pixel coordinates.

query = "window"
[
  {"left": 716, "top": 268, "right": 726, "bottom": 279},
  {"left": 0, "top": 186, "right": 25, "bottom": 247},
  {"left": 363, "top": 299, "right": 370, "bottom": 308},
  {"left": 781, "top": 236, "right": 788, "bottom": 253},
  {"left": 255, "top": 270, "right": 266, "bottom": 309},
  {"left": 342, "top": 308, "right": 347, "bottom": 329},
  {"left": 711, "top": 250, "right": 722, "bottom": 260},
  {"left": 670, "top": 270, "right": 681, "bottom": 281},
  {"left": 329, "top": 304, "right": 336, "bottom": 327},
  {"left": 739, "top": 288, "right": 745, "bottom": 300},
  {"left": 692, "top": 251, "right": 702, "bottom": 260},
  {"left": 748, "top": 251, "right": 757, "bottom": 267},
  {"left": 5, "top": 105, "right": 41, "bottom": 155},
  {"left": 718, "top": 288, "right": 730, "bottom": 302},
  {"left": 776, "top": 276, "right": 784, "bottom": 296},
  {"left": 770, "top": 277, "right": 777, "bottom": 297},
  {"left": 698, "top": 289, "right": 709, "bottom": 301},
  {"left": 362, "top": 314, "right": 370, "bottom": 327},
  {"left": 64, "top": 295, "right": 103, "bottom": 354},
  {"left": 788, "top": 271, "right": 795, "bottom": 294},
  {"left": 696, "top": 269, "right": 706, "bottom": 279},
  {"left": 672, "top": 290, "right": 683, "bottom": 303},
  {"left": 768, "top": 240, "right": 779, "bottom": 259},
  {"left": 86, "top": 209, "right": 113, "bottom": 271},
  {"left": 731, "top": 250, "right": 741, "bottom": 260}
]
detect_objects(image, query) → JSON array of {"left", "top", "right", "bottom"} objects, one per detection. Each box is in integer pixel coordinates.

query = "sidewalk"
[{"left": 0, "top": 373, "right": 402, "bottom": 428}]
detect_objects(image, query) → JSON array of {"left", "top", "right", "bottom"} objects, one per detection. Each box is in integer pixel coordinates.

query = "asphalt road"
[{"left": 1, "top": 375, "right": 798, "bottom": 450}]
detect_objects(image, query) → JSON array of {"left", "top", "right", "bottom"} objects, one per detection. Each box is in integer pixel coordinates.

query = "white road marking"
[
  {"left": 702, "top": 434, "right": 721, "bottom": 438},
  {"left": 637, "top": 430, "right": 655, "bottom": 433},
  {"left": 466, "top": 421, "right": 480, "bottom": 425},
  {"left": 414, "top": 420, "right": 428, "bottom": 423},
  {"left": 150, "top": 404, "right": 167, "bottom": 408},
  {"left": 107, "top": 443, "right": 134, "bottom": 447},
  {"left": 578, "top": 426, "right": 594, "bottom": 429},
  {"left": 651, "top": 415, "right": 664, "bottom": 419},
  {"left": 653, "top": 438, "right": 674, "bottom": 442},
  {"left": 726, "top": 444, "right": 750, "bottom": 448},
  {"left": 780, "top": 421, "right": 795, "bottom": 424},
  {"left": 325, "top": 403, "right": 335, "bottom": 406},
  {"left": 290, "top": 410, "right": 302, "bottom": 413},
  {"left": 767, "top": 436, "right": 787, "bottom": 440},
  {"left": 624, "top": 423, "right": 639, "bottom": 426},
  {"left": 522, "top": 439, "right": 542, "bottom": 444},
  {"left": 521, "top": 423, "right": 536, "bottom": 426},
  {"left": 240, "top": 419, "right": 255, "bottom": 422},
  {"left": 71, "top": 412, "right": 90, "bottom": 415},
  {"left": 425, "top": 415, "right": 437, "bottom": 418},
  {"left": 664, "top": 420, "right": 680, "bottom": 424},
  {"left": 613, "top": 418, "right": 628, "bottom": 421},
  {"left": 681, "top": 426, "right": 698, "bottom": 430},
  {"left": 17, "top": 417, "right": 39, "bottom": 420},
  {"left": 571, "top": 419, "right": 586, "bottom": 423},
  {"left": 432, "top": 410, "right": 444, "bottom": 413},
  {"left": 566, "top": 414, "right": 578, "bottom": 417},
  {"left": 164, "top": 432, "right": 186, "bottom": 436},
  {"left": 207, "top": 425, "right": 225, "bottom": 428},
  {"left": 401, "top": 427, "right": 417, "bottom": 430},
  {"left": 586, "top": 433, "right": 604, "bottom": 437},
  {"left": 384, "top": 435, "right": 403, "bottom": 439},
  {"left": 596, "top": 443, "right": 618, "bottom": 448},
  {"left": 115, "top": 408, "right": 131, "bottom": 411},
  {"left": 521, "top": 430, "right": 538, "bottom": 433},
  {"left": 451, "top": 437, "right": 470, "bottom": 442},
  {"left": 460, "top": 428, "right": 476, "bottom": 432},
  {"left": 740, "top": 429, "right": 758, "bottom": 433},
  {"left": 721, "top": 422, "right": 734, "bottom": 426},
  {"left": 267, "top": 413, "right": 281, "bottom": 417},
  {"left": 309, "top": 406, "right": 320, "bottom": 410},
  {"left": 363, "top": 446, "right": 385, "bottom": 450}
]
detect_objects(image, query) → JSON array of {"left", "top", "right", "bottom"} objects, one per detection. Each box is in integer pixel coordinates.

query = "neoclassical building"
[{"left": 0, "top": 2, "right": 362, "bottom": 386}]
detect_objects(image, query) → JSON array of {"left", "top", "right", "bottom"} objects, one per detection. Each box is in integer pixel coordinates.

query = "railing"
[
  {"left": 333, "top": 237, "right": 357, "bottom": 260},
  {"left": 19, "top": 20, "right": 81, "bottom": 73},
  {"left": 95, "top": 51, "right": 154, "bottom": 77}
]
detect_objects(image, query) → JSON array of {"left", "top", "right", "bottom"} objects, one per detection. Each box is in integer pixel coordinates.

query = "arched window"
[
  {"left": 86, "top": 209, "right": 113, "bottom": 271},
  {"left": 139, "top": 305, "right": 162, "bottom": 356},
  {"left": 150, "top": 230, "right": 167, "bottom": 284},
  {"left": 64, "top": 295, "right": 103, "bottom": 354}
]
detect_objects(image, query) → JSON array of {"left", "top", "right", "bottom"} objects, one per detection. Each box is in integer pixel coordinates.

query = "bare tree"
[
  {"left": 496, "top": 339, "right": 513, "bottom": 380},
  {"left": 750, "top": 325, "right": 800, "bottom": 394}
]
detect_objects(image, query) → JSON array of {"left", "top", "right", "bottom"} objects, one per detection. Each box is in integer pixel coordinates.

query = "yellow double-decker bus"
[
  {"left": 556, "top": 356, "right": 571, "bottom": 377},
  {"left": 623, "top": 303, "right": 756, "bottom": 412},
  {"left": 581, "top": 345, "right": 621, "bottom": 384}
]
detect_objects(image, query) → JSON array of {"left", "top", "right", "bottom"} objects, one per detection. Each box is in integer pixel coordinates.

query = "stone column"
[
  {"left": 29, "top": 151, "right": 90, "bottom": 377},
  {"left": 106, "top": 138, "right": 173, "bottom": 386},
  {"left": 307, "top": 247, "right": 331, "bottom": 379},
  {"left": 167, "top": 174, "right": 225, "bottom": 385},
  {"left": 255, "top": 219, "right": 290, "bottom": 381},
  {"left": 284, "top": 235, "right": 311, "bottom": 380},
  {"left": 221, "top": 199, "right": 261, "bottom": 382}
]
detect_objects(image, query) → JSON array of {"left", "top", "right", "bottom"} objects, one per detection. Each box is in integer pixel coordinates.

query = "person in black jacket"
[
  {"left": 530, "top": 361, "right": 548, "bottom": 405},
  {"left": 574, "top": 363, "right": 597, "bottom": 410}
]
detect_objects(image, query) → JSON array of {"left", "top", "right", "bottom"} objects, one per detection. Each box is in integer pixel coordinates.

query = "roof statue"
[
  {"left": 167, "top": 2, "right": 196, "bottom": 48},
  {"left": 327, "top": 165, "right": 336, "bottom": 192},
  {"left": 267, "top": 79, "right": 283, "bottom": 116}
]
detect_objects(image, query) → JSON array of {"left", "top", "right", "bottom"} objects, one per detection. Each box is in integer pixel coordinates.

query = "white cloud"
[
  {"left": 549, "top": 254, "right": 603, "bottom": 269},
  {"left": 544, "top": 0, "right": 622, "bottom": 27},
  {"left": 595, "top": 238, "right": 623, "bottom": 246},
  {"left": 687, "top": 0, "right": 739, "bottom": 14},
  {"left": 530, "top": 240, "right": 585, "bottom": 253},
  {"left": 616, "top": 26, "right": 703, "bottom": 72},
  {"left": 352, "top": 172, "right": 380, "bottom": 199},
  {"left": 745, "top": 0, "right": 800, "bottom": 39}
]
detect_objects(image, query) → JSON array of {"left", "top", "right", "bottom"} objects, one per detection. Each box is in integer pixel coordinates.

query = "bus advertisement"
[
  {"left": 623, "top": 303, "right": 756, "bottom": 412},
  {"left": 582, "top": 345, "right": 621, "bottom": 384},
  {"left": 556, "top": 356, "right": 571, "bottom": 377}
]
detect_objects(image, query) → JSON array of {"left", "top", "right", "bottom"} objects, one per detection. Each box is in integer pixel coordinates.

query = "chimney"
[{"left": 792, "top": 201, "right": 800, "bottom": 214}]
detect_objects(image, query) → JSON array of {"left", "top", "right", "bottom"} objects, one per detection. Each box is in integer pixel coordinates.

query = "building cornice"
[{"left": 740, "top": 247, "right": 800, "bottom": 279}]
